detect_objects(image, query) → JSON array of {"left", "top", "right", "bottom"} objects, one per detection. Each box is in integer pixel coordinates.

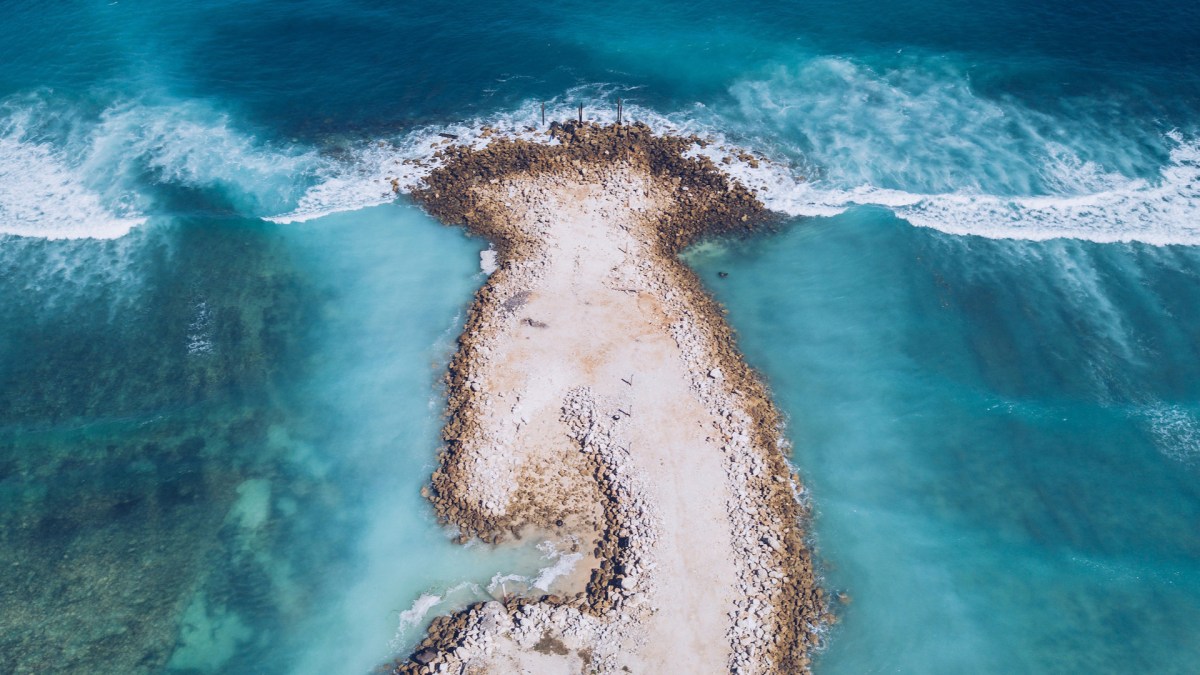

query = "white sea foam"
[
  {"left": 0, "top": 95, "right": 319, "bottom": 239},
  {"left": 264, "top": 96, "right": 581, "bottom": 224},
  {"left": 11, "top": 71, "right": 1199, "bottom": 246},
  {"left": 723, "top": 59, "right": 1200, "bottom": 245},
  {"left": 880, "top": 134, "right": 1200, "bottom": 244},
  {"left": 477, "top": 539, "right": 585, "bottom": 599},
  {"left": 1142, "top": 403, "right": 1200, "bottom": 465},
  {"left": 393, "top": 592, "right": 443, "bottom": 637},
  {"left": 0, "top": 132, "right": 145, "bottom": 239},
  {"left": 86, "top": 101, "right": 321, "bottom": 215},
  {"left": 187, "top": 299, "right": 214, "bottom": 356},
  {"left": 486, "top": 572, "right": 528, "bottom": 597},
  {"left": 531, "top": 550, "right": 583, "bottom": 591},
  {"left": 266, "top": 83, "right": 696, "bottom": 225},
  {"left": 480, "top": 247, "right": 498, "bottom": 275},
  {"left": 266, "top": 141, "right": 408, "bottom": 224},
  {"left": 387, "top": 581, "right": 488, "bottom": 652},
  {"left": 272, "top": 73, "right": 1200, "bottom": 246}
]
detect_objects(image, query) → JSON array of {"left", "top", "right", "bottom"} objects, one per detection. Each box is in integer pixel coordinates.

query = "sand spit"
[{"left": 390, "top": 122, "right": 828, "bottom": 674}]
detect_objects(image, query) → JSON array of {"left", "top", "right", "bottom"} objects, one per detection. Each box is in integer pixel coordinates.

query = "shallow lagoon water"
[{"left": 0, "top": 205, "right": 559, "bottom": 673}]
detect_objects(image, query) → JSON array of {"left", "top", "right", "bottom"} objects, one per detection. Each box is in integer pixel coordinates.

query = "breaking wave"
[
  {"left": 276, "top": 70, "right": 1200, "bottom": 246},
  {"left": 7, "top": 66, "right": 1200, "bottom": 246},
  {"left": 0, "top": 108, "right": 144, "bottom": 239},
  {"left": 0, "top": 94, "right": 321, "bottom": 239},
  {"left": 722, "top": 58, "right": 1200, "bottom": 244}
]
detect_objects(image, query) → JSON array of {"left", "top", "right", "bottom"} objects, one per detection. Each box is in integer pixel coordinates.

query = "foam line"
[
  {"left": 0, "top": 96, "right": 319, "bottom": 239},
  {"left": 272, "top": 83, "right": 1200, "bottom": 245},
  {"left": 0, "top": 134, "right": 145, "bottom": 239},
  {"left": 8, "top": 77, "right": 1200, "bottom": 247}
]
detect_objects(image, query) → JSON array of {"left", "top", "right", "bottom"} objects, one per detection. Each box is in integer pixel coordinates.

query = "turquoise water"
[
  {"left": 0, "top": 206, "right": 554, "bottom": 672},
  {"left": 3, "top": 0, "right": 1200, "bottom": 672},
  {"left": 687, "top": 215, "right": 1200, "bottom": 672}
]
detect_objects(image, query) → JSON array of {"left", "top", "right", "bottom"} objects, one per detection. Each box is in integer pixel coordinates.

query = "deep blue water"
[{"left": 2, "top": 0, "right": 1199, "bottom": 672}]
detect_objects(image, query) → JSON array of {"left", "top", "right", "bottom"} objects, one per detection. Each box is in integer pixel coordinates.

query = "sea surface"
[{"left": 2, "top": 0, "right": 1199, "bottom": 672}]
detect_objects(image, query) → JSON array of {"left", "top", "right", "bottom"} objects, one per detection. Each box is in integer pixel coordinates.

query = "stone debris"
[{"left": 390, "top": 121, "right": 827, "bottom": 675}]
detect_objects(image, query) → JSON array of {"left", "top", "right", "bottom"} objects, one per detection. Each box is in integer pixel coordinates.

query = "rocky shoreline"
[{"left": 389, "top": 121, "right": 828, "bottom": 674}]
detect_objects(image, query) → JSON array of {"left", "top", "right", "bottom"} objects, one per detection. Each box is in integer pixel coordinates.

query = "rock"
[
  {"left": 403, "top": 122, "right": 820, "bottom": 673},
  {"left": 413, "top": 648, "right": 438, "bottom": 665}
]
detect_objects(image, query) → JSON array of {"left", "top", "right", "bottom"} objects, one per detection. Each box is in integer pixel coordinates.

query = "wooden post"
[
  {"left": 578, "top": 103, "right": 583, "bottom": 124},
  {"left": 617, "top": 98, "right": 622, "bottom": 125},
  {"left": 541, "top": 102, "right": 545, "bottom": 126}
]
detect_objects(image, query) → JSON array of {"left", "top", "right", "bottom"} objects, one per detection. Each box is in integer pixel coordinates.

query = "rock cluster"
[
  {"left": 411, "top": 120, "right": 777, "bottom": 259},
  {"left": 392, "top": 386, "right": 662, "bottom": 675},
  {"left": 653, "top": 253, "right": 831, "bottom": 673},
  {"left": 395, "top": 121, "right": 826, "bottom": 674},
  {"left": 558, "top": 387, "right": 660, "bottom": 617}
]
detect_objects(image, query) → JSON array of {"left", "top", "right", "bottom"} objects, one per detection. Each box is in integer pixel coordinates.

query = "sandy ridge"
[{"left": 389, "top": 122, "right": 829, "bottom": 674}]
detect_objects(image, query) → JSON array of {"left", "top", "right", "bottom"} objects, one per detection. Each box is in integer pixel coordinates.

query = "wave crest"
[
  {"left": 0, "top": 94, "right": 320, "bottom": 239},
  {"left": 8, "top": 70, "right": 1200, "bottom": 246},
  {"left": 0, "top": 106, "right": 144, "bottom": 239},
  {"left": 725, "top": 59, "right": 1200, "bottom": 244}
]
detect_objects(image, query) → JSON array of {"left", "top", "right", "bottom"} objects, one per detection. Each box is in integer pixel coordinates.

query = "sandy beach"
[{"left": 393, "top": 122, "right": 826, "bottom": 674}]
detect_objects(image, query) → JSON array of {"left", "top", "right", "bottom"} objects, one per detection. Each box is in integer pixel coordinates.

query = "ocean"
[{"left": 2, "top": 0, "right": 1199, "bottom": 672}]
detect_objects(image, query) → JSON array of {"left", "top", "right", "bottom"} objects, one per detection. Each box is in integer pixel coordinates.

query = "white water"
[
  {"left": 6, "top": 70, "right": 1200, "bottom": 246},
  {"left": 378, "top": 541, "right": 584, "bottom": 656},
  {"left": 1142, "top": 403, "right": 1200, "bottom": 465},
  {"left": 274, "top": 76, "right": 1200, "bottom": 246},
  {"left": 531, "top": 550, "right": 584, "bottom": 591},
  {"left": 0, "top": 131, "right": 144, "bottom": 239},
  {"left": 0, "top": 95, "right": 319, "bottom": 239},
  {"left": 721, "top": 58, "right": 1200, "bottom": 243},
  {"left": 391, "top": 593, "right": 445, "bottom": 644},
  {"left": 740, "top": 131, "right": 1200, "bottom": 245}
]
